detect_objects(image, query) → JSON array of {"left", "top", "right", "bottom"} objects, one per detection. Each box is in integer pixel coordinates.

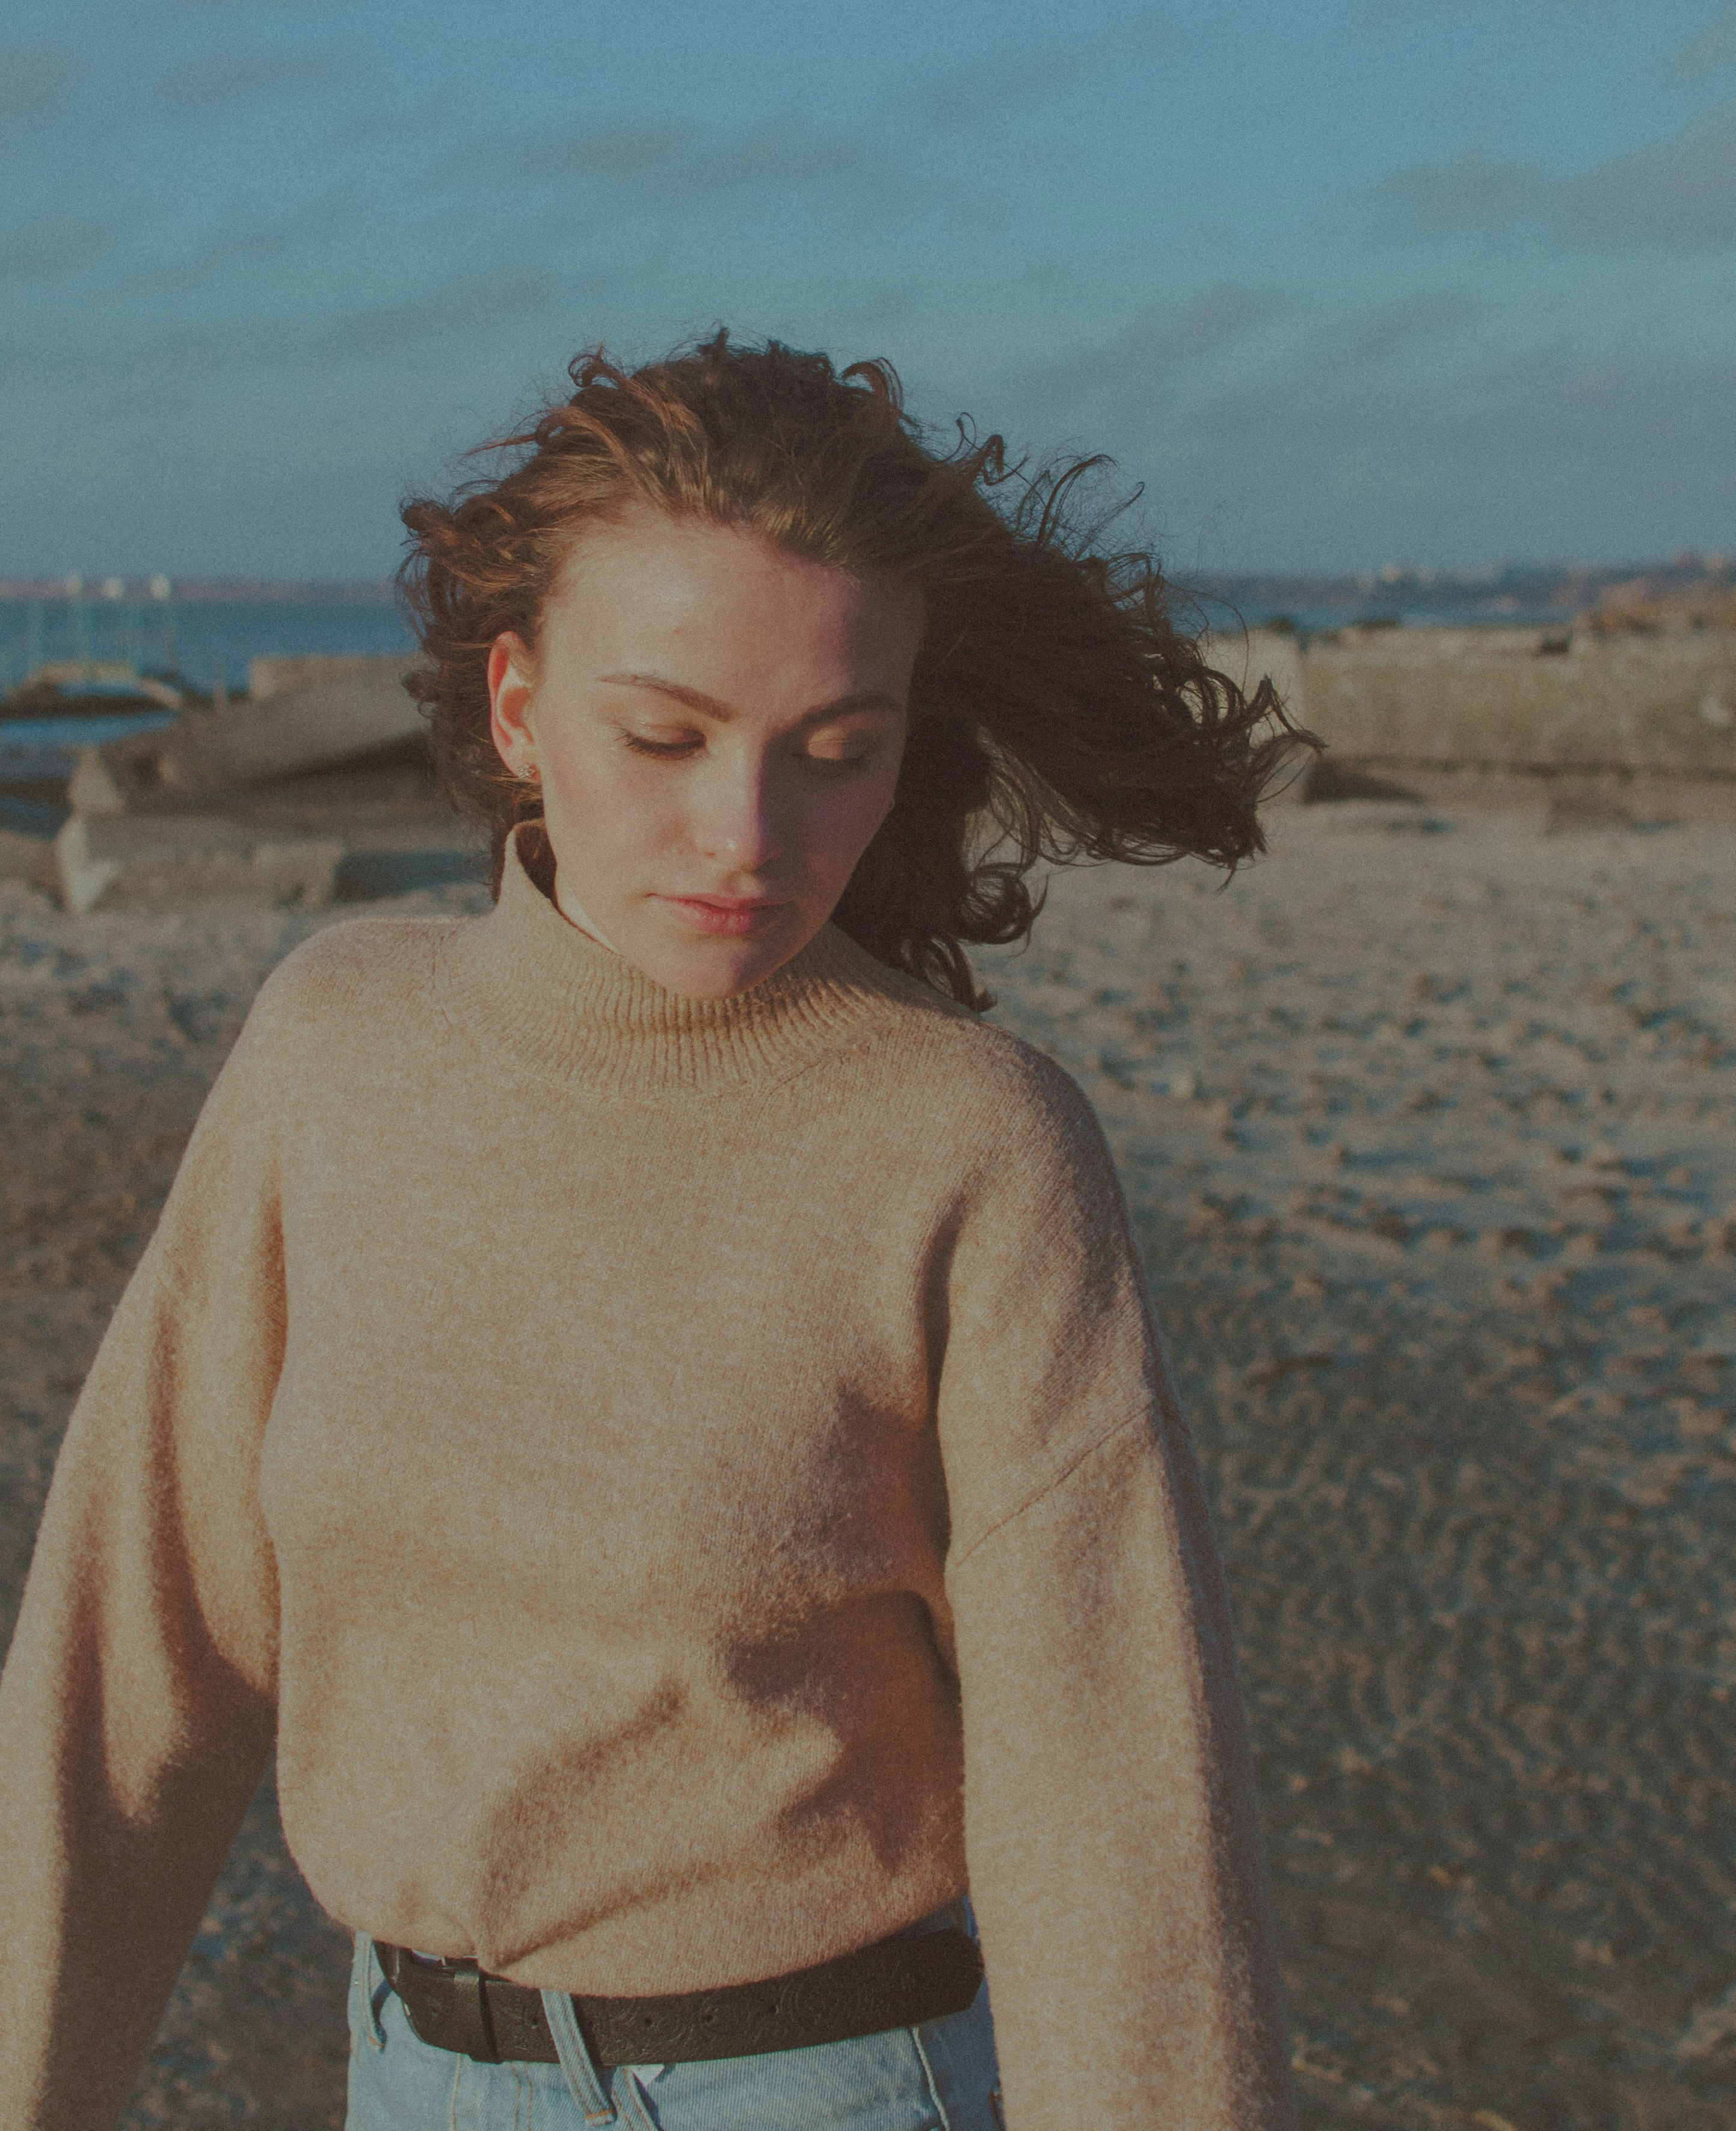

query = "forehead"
[{"left": 539, "top": 505, "right": 923, "bottom": 677}]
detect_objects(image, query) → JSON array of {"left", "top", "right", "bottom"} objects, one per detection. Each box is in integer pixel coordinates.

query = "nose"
[{"left": 690, "top": 747, "right": 785, "bottom": 874}]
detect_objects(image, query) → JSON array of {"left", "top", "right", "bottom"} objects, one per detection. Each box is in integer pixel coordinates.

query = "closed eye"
[
  {"left": 620, "top": 732, "right": 875, "bottom": 775},
  {"left": 620, "top": 733, "right": 700, "bottom": 759}
]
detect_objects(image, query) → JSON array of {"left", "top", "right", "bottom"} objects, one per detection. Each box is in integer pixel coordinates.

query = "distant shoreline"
[
  {"left": 2, "top": 552, "right": 1729, "bottom": 623},
  {"left": 0, "top": 582, "right": 398, "bottom": 604}
]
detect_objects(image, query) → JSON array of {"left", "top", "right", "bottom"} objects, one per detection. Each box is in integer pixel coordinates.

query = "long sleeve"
[
  {"left": 938, "top": 1059, "right": 1294, "bottom": 2131},
  {"left": 1, "top": 864, "right": 1293, "bottom": 2129},
  {"left": 0, "top": 1029, "right": 287, "bottom": 2131}
]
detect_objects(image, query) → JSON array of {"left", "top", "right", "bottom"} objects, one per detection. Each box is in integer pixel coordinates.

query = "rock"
[
  {"left": 1301, "top": 800, "right": 1448, "bottom": 835},
  {"left": 55, "top": 813, "right": 346, "bottom": 914},
  {"left": 79, "top": 659, "right": 423, "bottom": 809},
  {"left": 1544, "top": 786, "right": 1634, "bottom": 834},
  {"left": 54, "top": 806, "right": 484, "bottom": 914},
  {"left": 0, "top": 828, "right": 56, "bottom": 892},
  {"left": 1300, "top": 759, "right": 1424, "bottom": 805}
]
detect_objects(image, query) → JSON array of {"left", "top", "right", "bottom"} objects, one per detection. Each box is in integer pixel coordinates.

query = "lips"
[{"left": 659, "top": 894, "right": 788, "bottom": 938}]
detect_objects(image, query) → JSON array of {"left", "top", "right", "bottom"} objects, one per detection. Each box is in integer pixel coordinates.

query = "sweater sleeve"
[
  {"left": 937, "top": 1053, "right": 1294, "bottom": 2131},
  {"left": 0, "top": 1021, "right": 288, "bottom": 2131}
]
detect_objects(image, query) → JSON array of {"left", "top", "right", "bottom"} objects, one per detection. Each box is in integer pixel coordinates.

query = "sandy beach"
[{"left": 2, "top": 797, "right": 1732, "bottom": 2130}]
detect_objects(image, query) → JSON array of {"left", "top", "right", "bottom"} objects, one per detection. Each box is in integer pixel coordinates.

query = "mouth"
[{"left": 657, "top": 893, "right": 789, "bottom": 939}]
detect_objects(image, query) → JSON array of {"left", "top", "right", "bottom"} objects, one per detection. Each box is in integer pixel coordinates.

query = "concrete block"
[
  {"left": 56, "top": 813, "right": 344, "bottom": 914},
  {"left": 1298, "top": 627, "right": 1736, "bottom": 778},
  {"left": 0, "top": 828, "right": 56, "bottom": 892},
  {"left": 66, "top": 747, "right": 129, "bottom": 817},
  {"left": 24, "top": 661, "right": 185, "bottom": 709},
  {"left": 88, "top": 659, "right": 424, "bottom": 806},
  {"left": 248, "top": 652, "right": 414, "bottom": 703},
  {"left": 1544, "top": 786, "right": 1636, "bottom": 834},
  {"left": 1299, "top": 759, "right": 1423, "bottom": 804},
  {"left": 1200, "top": 628, "right": 1305, "bottom": 724}
]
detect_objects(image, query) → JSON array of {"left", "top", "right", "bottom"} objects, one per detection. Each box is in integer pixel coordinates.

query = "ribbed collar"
[{"left": 437, "top": 831, "right": 920, "bottom": 1097}]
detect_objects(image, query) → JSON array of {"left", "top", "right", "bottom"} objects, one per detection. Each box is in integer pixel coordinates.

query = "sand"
[{"left": 1, "top": 799, "right": 1732, "bottom": 2130}]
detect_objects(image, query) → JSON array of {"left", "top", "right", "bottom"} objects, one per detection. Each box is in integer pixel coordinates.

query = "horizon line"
[{"left": 0, "top": 553, "right": 1729, "bottom": 601}]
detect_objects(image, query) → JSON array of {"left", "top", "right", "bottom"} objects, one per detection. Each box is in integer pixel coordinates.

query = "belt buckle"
[{"left": 397, "top": 1951, "right": 501, "bottom": 2063}]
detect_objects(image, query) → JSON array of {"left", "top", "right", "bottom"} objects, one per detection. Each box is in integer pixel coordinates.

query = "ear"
[{"left": 488, "top": 634, "right": 537, "bottom": 774}]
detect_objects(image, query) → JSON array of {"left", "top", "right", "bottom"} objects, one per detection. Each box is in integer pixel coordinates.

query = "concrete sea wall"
[
  {"left": 15, "top": 635, "right": 1736, "bottom": 911},
  {"left": 1211, "top": 626, "right": 1736, "bottom": 816}
]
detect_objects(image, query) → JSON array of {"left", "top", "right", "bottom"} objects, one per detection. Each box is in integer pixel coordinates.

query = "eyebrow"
[{"left": 595, "top": 673, "right": 905, "bottom": 727}]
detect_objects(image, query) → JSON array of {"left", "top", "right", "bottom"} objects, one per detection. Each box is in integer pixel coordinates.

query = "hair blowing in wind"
[{"left": 399, "top": 330, "right": 1318, "bottom": 1008}]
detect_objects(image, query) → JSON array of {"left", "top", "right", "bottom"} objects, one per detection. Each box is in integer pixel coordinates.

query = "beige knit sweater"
[{"left": 0, "top": 837, "right": 1293, "bottom": 2131}]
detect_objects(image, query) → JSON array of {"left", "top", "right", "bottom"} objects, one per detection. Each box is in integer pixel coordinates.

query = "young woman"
[{"left": 0, "top": 335, "right": 1307, "bottom": 2131}]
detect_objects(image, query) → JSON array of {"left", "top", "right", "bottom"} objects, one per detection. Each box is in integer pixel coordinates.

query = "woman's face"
[{"left": 488, "top": 504, "right": 923, "bottom": 999}]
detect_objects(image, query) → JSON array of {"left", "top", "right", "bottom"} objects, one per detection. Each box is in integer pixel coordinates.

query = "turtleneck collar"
[{"left": 437, "top": 829, "right": 937, "bottom": 1097}]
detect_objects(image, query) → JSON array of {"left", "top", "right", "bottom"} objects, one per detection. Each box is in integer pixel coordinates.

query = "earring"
[{"left": 519, "top": 762, "right": 539, "bottom": 782}]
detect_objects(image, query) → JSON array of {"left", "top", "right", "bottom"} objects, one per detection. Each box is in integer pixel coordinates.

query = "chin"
[
  {"left": 637, "top": 931, "right": 805, "bottom": 1001},
  {"left": 654, "top": 957, "right": 779, "bottom": 1001}
]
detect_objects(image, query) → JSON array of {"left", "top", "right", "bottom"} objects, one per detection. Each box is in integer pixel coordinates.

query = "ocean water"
[
  {"left": 0, "top": 596, "right": 414, "bottom": 697},
  {"left": 1, "top": 714, "right": 178, "bottom": 750},
  {"left": 1, "top": 590, "right": 1579, "bottom": 707},
  {"left": 0, "top": 714, "right": 179, "bottom": 794}
]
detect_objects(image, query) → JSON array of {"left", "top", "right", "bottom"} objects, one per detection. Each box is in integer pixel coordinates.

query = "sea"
[
  {"left": 0, "top": 593, "right": 414, "bottom": 702},
  {"left": 0, "top": 596, "right": 418, "bottom": 820},
  {"left": 0, "top": 583, "right": 1578, "bottom": 852},
  {"left": 1, "top": 585, "right": 1577, "bottom": 711}
]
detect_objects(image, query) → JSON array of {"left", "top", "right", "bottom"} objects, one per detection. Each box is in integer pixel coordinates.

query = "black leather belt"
[{"left": 374, "top": 1923, "right": 984, "bottom": 2066}]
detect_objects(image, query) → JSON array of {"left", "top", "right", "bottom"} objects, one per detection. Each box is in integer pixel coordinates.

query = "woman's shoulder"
[
  {"left": 240, "top": 911, "right": 460, "bottom": 1053},
  {"left": 835, "top": 946, "right": 1107, "bottom": 1165}
]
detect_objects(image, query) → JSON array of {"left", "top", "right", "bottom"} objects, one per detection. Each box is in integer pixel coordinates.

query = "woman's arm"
[
  {"left": 0, "top": 1030, "right": 288, "bottom": 2131},
  {"left": 938, "top": 1053, "right": 1294, "bottom": 2131}
]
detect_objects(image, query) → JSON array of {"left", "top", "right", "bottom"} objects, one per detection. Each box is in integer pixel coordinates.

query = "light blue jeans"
[{"left": 346, "top": 1902, "right": 1004, "bottom": 2130}]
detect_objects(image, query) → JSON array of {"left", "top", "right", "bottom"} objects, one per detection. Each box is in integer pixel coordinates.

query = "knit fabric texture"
[{"left": 0, "top": 836, "right": 1293, "bottom": 2130}]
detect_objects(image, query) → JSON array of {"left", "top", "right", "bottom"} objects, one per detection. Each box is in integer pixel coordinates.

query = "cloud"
[
  {"left": 925, "top": 48, "right": 1091, "bottom": 130},
  {"left": 0, "top": 40, "right": 78, "bottom": 121},
  {"left": 1222, "top": 341, "right": 1733, "bottom": 503},
  {"left": 335, "top": 87, "right": 460, "bottom": 147},
  {"left": 1669, "top": 3, "right": 1736, "bottom": 82},
  {"left": 481, "top": 118, "right": 695, "bottom": 185},
  {"left": 438, "top": 113, "right": 908, "bottom": 217},
  {"left": 0, "top": 211, "right": 119, "bottom": 284},
  {"left": 1367, "top": 104, "right": 1736, "bottom": 252},
  {"left": 1027, "top": 300, "right": 1736, "bottom": 567},
  {"left": 156, "top": 40, "right": 349, "bottom": 116},
  {"left": 1355, "top": 0, "right": 1613, "bottom": 17},
  {"left": 333, "top": 268, "right": 581, "bottom": 360},
  {"left": 991, "top": 283, "right": 1494, "bottom": 530},
  {"left": 1331, "top": 289, "right": 1483, "bottom": 370},
  {"left": 1007, "top": 284, "right": 1290, "bottom": 418},
  {"left": 691, "top": 117, "right": 886, "bottom": 194},
  {"left": 1148, "top": 286, "right": 1289, "bottom": 366},
  {"left": 0, "top": 252, "right": 615, "bottom": 395},
  {"left": 922, "top": 7, "right": 1174, "bottom": 129},
  {"left": 150, "top": 185, "right": 360, "bottom": 285},
  {"left": 1371, "top": 155, "right": 1536, "bottom": 241},
  {"left": 998, "top": 286, "right": 1490, "bottom": 518}
]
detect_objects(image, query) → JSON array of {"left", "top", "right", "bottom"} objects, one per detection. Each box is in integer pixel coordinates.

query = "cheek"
[
  {"left": 799, "top": 770, "right": 900, "bottom": 880},
  {"left": 541, "top": 738, "right": 671, "bottom": 848}
]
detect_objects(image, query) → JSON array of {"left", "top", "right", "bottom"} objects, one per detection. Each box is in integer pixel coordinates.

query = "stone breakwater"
[
  {"left": 0, "top": 802, "right": 1732, "bottom": 2129},
  {"left": 10, "top": 629, "right": 1734, "bottom": 917},
  {"left": 1215, "top": 625, "right": 1736, "bottom": 822}
]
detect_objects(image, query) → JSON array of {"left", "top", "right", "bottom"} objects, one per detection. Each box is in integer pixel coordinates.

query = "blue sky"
[{"left": 4, "top": 0, "right": 1734, "bottom": 578}]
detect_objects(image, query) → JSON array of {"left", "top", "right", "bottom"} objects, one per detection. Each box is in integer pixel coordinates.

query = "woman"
[{"left": 0, "top": 335, "right": 1306, "bottom": 2131}]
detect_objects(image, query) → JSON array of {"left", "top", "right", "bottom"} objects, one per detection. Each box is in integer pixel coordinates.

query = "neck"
[
  {"left": 553, "top": 872, "right": 621, "bottom": 956},
  {"left": 436, "top": 826, "right": 934, "bottom": 1096}
]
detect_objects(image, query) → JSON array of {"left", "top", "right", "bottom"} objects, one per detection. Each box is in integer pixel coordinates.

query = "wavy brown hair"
[{"left": 399, "top": 330, "right": 1314, "bottom": 1010}]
